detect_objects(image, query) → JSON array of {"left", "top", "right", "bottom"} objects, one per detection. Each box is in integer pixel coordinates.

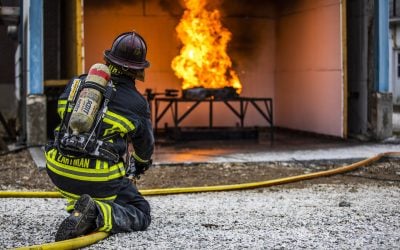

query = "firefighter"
[{"left": 45, "top": 31, "right": 154, "bottom": 241}]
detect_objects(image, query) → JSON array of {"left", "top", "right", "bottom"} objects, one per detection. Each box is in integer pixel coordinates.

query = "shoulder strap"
[
  {"left": 54, "top": 78, "right": 83, "bottom": 147},
  {"left": 84, "top": 80, "right": 116, "bottom": 145}
]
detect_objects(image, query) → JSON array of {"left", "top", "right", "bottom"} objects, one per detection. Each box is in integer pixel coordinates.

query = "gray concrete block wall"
[
  {"left": 26, "top": 95, "right": 47, "bottom": 145},
  {"left": 371, "top": 92, "right": 393, "bottom": 140}
]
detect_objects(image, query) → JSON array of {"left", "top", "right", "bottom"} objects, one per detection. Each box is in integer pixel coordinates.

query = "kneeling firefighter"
[{"left": 45, "top": 31, "right": 154, "bottom": 241}]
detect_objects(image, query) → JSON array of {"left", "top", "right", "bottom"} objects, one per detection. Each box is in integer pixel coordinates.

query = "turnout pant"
[{"left": 68, "top": 177, "right": 151, "bottom": 234}]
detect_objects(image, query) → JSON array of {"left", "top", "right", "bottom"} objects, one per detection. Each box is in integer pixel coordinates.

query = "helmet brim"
[{"left": 104, "top": 50, "right": 150, "bottom": 70}]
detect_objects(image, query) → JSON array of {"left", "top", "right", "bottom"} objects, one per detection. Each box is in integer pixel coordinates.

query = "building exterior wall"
[{"left": 275, "top": 0, "right": 343, "bottom": 137}]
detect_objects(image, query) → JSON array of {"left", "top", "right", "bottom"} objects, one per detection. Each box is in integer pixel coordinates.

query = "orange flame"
[{"left": 171, "top": 0, "right": 242, "bottom": 93}]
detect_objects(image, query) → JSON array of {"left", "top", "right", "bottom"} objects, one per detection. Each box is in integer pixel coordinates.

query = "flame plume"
[{"left": 171, "top": 0, "right": 242, "bottom": 93}]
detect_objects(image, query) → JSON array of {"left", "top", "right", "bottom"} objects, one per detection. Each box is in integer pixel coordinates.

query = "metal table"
[{"left": 154, "top": 97, "right": 273, "bottom": 143}]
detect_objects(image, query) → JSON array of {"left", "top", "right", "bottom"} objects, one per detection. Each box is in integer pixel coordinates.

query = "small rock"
[{"left": 338, "top": 201, "right": 351, "bottom": 207}]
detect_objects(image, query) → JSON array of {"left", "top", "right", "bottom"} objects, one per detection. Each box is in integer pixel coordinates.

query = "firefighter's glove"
[{"left": 126, "top": 159, "right": 152, "bottom": 180}]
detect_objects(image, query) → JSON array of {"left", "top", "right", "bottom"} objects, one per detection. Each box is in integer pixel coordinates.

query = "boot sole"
[{"left": 55, "top": 194, "right": 97, "bottom": 241}]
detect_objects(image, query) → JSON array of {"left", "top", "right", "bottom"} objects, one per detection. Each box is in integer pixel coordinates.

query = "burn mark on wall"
[
  {"left": 158, "top": 0, "right": 184, "bottom": 17},
  {"left": 220, "top": 0, "right": 277, "bottom": 70},
  {"left": 84, "top": 0, "right": 141, "bottom": 10},
  {"left": 221, "top": 0, "right": 276, "bottom": 18}
]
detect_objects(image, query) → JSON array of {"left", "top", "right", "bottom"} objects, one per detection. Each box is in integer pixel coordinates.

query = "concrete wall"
[{"left": 275, "top": 0, "right": 343, "bottom": 137}]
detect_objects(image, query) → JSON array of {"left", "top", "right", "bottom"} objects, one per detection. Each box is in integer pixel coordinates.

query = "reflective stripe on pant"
[
  {"left": 59, "top": 188, "right": 117, "bottom": 213},
  {"left": 65, "top": 177, "right": 151, "bottom": 233},
  {"left": 96, "top": 200, "right": 113, "bottom": 232}
]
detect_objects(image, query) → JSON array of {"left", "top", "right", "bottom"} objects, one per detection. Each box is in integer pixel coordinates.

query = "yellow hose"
[
  {"left": 0, "top": 191, "right": 61, "bottom": 198},
  {"left": 13, "top": 232, "right": 109, "bottom": 250},
  {"left": 6, "top": 151, "right": 400, "bottom": 250}
]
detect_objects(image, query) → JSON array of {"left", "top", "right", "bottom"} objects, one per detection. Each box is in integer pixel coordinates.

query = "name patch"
[{"left": 56, "top": 154, "right": 90, "bottom": 168}]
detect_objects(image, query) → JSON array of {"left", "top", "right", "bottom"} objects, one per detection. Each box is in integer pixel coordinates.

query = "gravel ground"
[
  {"left": 1, "top": 149, "right": 399, "bottom": 249},
  {"left": 1, "top": 184, "right": 399, "bottom": 249}
]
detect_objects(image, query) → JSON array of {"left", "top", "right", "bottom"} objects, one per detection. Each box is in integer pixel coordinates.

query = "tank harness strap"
[
  {"left": 83, "top": 81, "right": 107, "bottom": 94},
  {"left": 55, "top": 80, "right": 121, "bottom": 163},
  {"left": 53, "top": 78, "right": 83, "bottom": 149}
]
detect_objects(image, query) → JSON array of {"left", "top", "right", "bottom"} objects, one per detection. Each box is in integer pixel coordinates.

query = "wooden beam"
[{"left": 44, "top": 79, "right": 69, "bottom": 87}]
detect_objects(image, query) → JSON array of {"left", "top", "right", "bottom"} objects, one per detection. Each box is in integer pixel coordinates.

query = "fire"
[{"left": 171, "top": 0, "right": 242, "bottom": 93}]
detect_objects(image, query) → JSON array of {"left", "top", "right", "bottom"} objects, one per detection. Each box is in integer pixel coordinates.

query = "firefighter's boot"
[{"left": 55, "top": 194, "right": 99, "bottom": 241}]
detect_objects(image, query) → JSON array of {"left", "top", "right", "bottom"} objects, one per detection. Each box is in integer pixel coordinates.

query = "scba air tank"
[{"left": 69, "top": 63, "right": 111, "bottom": 135}]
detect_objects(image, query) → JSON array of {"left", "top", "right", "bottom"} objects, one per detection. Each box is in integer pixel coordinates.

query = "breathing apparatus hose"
[{"left": 5, "top": 151, "right": 400, "bottom": 250}]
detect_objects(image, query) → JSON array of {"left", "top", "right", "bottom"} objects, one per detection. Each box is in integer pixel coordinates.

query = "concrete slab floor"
[
  {"left": 27, "top": 129, "right": 400, "bottom": 168},
  {"left": 153, "top": 129, "right": 400, "bottom": 165}
]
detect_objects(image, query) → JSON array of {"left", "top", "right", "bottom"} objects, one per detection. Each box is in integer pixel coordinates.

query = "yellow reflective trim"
[
  {"left": 67, "top": 198, "right": 75, "bottom": 205},
  {"left": 58, "top": 107, "right": 72, "bottom": 111},
  {"left": 57, "top": 188, "right": 116, "bottom": 201},
  {"left": 68, "top": 79, "right": 81, "bottom": 101},
  {"left": 108, "top": 170, "right": 126, "bottom": 180},
  {"left": 59, "top": 189, "right": 80, "bottom": 200},
  {"left": 97, "top": 202, "right": 107, "bottom": 231},
  {"left": 96, "top": 201, "right": 113, "bottom": 232},
  {"left": 45, "top": 150, "right": 125, "bottom": 181},
  {"left": 57, "top": 100, "right": 72, "bottom": 118},
  {"left": 57, "top": 108, "right": 72, "bottom": 118},
  {"left": 103, "top": 118, "right": 128, "bottom": 134},
  {"left": 58, "top": 100, "right": 67, "bottom": 110},
  {"left": 95, "top": 160, "right": 107, "bottom": 170},
  {"left": 66, "top": 205, "right": 74, "bottom": 212},
  {"left": 46, "top": 161, "right": 125, "bottom": 182},
  {"left": 103, "top": 111, "right": 135, "bottom": 134},
  {"left": 49, "top": 148, "right": 57, "bottom": 159},
  {"left": 105, "top": 203, "right": 112, "bottom": 232},
  {"left": 109, "top": 163, "right": 123, "bottom": 172},
  {"left": 95, "top": 160, "right": 102, "bottom": 170},
  {"left": 131, "top": 152, "right": 149, "bottom": 163},
  {"left": 107, "top": 111, "right": 135, "bottom": 130},
  {"left": 103, "top": 127, "right": 119, "bottom": 137},
  {"left": 97, "top": 195, "right": 117, "bottom": 201},
  {"left": 66, "top": 198, "right": 75, "bottom": 212},
  {"left": 46, "top": 149, "right": 121, "bottom": 174}
]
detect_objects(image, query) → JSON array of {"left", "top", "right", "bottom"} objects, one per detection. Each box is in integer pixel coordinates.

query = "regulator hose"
[{"left": 6, "top": 151, "right": 400, "bottom": 250}]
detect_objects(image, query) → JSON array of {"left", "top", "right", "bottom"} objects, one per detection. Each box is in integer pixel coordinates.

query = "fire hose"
[{"left": 2, "top": 151, "right": 400, "bottom": 250}]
